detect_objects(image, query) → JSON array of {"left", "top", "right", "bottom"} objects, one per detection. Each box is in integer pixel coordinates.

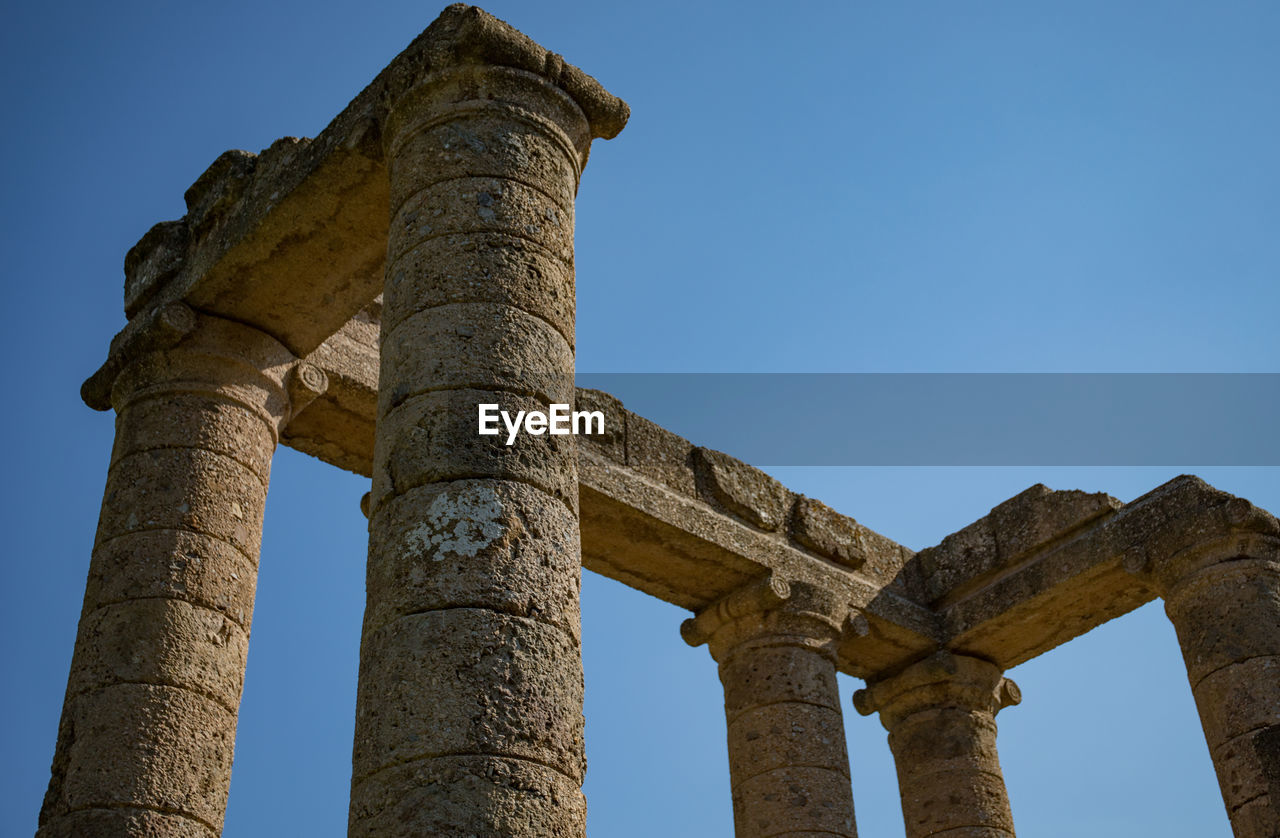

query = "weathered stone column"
[
  {"left": 347, "top": 7, "right": 627, "bottom": 838},
  {"left": 39, "top": 304, "right": 324, "bottom": 838},
  {"left": 1135, "top": 527, "right": 1280, "bottom": 838},
  {"left": 853, "top": 652, "right": 1021, "bottom": 838},
  {"left": 682, "top": 576, "right": 859, "bottom": 838}
]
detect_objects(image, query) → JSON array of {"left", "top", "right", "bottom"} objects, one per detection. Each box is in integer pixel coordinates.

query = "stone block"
[
  {"left": 388, "top": 176, "right": 574, "bottom": 267},
  {"left": 378, "top": 302, "right": 574, "bottom": 414},
  {"left": 385, "top": 232, "right": 574, "bottom": 344},
  {"left": 694, "top": 447, "right": 789, "bottom": 532},
  {"left": 720, "top": 644, "right": 841, "bottom": 720},
  {"left": 352, "top": 609, "right": 584, "bottom": 783},
  {"left": 364, "top": 478, "right": 581, "bottom": 638},
  {"left": 371, "top": 389, "right": 577, "bottom": 512},
  {"left": 731, "top": 765, "right": 856, "bottom": 837},
  {"left": 83, "top": 529, "right": 258, "bottom": 628},
  {"left": 625, "top": 411, "right": 697, "bottom": 498},
  {"left": 59, "top": 684, "right": 235, "bottom": 829},
  {"left": 349, "top": 754, "right": 585, "bottom": 838},
  {"left": 67, "top": 598, "right": 248, "bottom": 711},
  {"left": 791, "top": 495, "right": 867, "bottom": 569},
  {"left": 96, "top": 447, "right": 266, "bottom": 561}
]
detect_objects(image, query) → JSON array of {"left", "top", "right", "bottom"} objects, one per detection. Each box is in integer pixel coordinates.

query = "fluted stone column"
[
  {"left": 39, "top": 304, "right": 324, "bottom": 838},
  {"left": 1136, "top": 530, "right": 1280, "bottom": 838},
  {"left": 682, "top": 576, "right": 859, "bottom": 838},
  {"left": 347, "top": 7, "right": 627, "bottom": 838},
  {"left": 854, "top": 652, "right": 1021, "bottom": 838}
]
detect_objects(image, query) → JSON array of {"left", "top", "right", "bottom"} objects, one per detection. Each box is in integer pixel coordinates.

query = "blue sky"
[{"left": 2, "top": 2, "right": 1277, "bottom": 836}]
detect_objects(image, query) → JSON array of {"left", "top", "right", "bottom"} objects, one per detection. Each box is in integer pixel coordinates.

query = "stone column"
[
  {"left": 853, "top": 652, "right": 1021, "bottom": 838},
  {"left": 682, "top": 576, "right": 859, "bottom": 838},
  {"left": 1136, "top": 529, "right": 1280, "bottom": 838},
  {"left": 38, "top": 304, "right": 324, "bottom": 838},
  {"left": 347, "top": 7, "right": 627, "bottom": 838}
]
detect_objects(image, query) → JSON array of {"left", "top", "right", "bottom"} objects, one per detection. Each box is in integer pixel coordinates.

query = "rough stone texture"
[
  {"left": 917, "top": 484, "right": 1120, "bottom": 606},
  {"left": 792, "top": 495, "right": 870, "bottom": 571},
  {"left": 347, "top": 10, "right": 627, "bottom": 836},
  {"left": 48, "top": 4, "right": 1280, "bottom": 837},
  {"left": 854, "top": 653, "right": 1020, "bottom": 838},
  {"left": 285, "top": 320, "right": 935, "bottom": 673},
  {"left": 694, "top": 446, "right": 792, "bottom": 532},
  {"left": 1144, "top": 538, "right": 1280, "bottom": 838},
  {"left": 349, "top": 755, "right": 585, "bottom": 838},
  {"left": 684, "top": 577, "right": 859, "bottom": 838},
  {"left": 39, "top": 312, "right": 310, "bottom": 838}
]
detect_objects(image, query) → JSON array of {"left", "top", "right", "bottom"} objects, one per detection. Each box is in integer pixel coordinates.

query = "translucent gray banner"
[{"left": 574, "top": 373, "right": 1279, "bottom": 466}]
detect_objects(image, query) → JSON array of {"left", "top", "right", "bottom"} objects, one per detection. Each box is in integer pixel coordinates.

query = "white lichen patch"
[{"left": 405, "top": 485, "right": 506, "bottom": 562}]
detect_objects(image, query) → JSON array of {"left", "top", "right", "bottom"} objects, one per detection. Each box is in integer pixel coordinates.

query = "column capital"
[
  {"left": 417, "top": 5, "right": 628, "bottom": 139},
  {"left": 680, "top": 574, "right": 864, "bottom": 662},
  {"left": 1126, "top": 530, "right": 1280, "bottom": 605},
  {"left": 384, "top": 5, "right": 628, "bottom": 144},
  {"left": 81, "top": 303, "right": 327, "bottom": 437},
  {"left": 853, "top": 651, "right": 1021, "bottom": 730}
]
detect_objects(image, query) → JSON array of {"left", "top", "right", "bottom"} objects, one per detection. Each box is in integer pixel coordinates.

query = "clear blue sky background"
[{"left": 2, "top": 2, "right": 1277, "bottom": 836}]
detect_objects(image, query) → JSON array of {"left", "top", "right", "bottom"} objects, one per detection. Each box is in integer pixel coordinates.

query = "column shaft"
[
  {"left": 855, "top": 652, "right": 1020, "bottom": 838},
  {"left": 722, "top": 639, "right": 858, "bottom": 837},
  {"left": 348, "top": 18, "right": 626, "bottom": 833},
  {"left": 38, "top": 310, "right": 302, "bottom": 838},
  {"left": 1159, "top": 538, "right": 1280, "bottom": 838},
  {"left": 685, "top": 578, "right": 858, "bottom": 838}
]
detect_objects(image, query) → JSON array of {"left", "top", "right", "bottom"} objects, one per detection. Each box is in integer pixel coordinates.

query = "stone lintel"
[
  {"left": 942, "top": 475, "right": 1280, "bottom": 670},
  {"left": 287, "top": 312, "right": 1280, "bottom": 683},
  {"left": 281, "top": 322, "right": 940, "bottom": 677},
  {"left": 916, "top": 482, "right": 1123, "bottom": 607},
  {"left": 114, "top": 4, "right": 627, "bottom": 361}
]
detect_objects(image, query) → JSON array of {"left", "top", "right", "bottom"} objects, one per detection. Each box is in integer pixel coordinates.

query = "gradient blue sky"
[{"left": 3, "top": 2, "right": 1277, "bottom": 836}]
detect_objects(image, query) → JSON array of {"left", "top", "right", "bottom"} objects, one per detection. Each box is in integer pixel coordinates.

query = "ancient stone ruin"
[{"left": 39, "top": 5, "right": 1280, "bottom": 837}]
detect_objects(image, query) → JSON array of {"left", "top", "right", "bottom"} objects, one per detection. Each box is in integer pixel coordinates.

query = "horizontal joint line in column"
[
  {"left": 725, "top": 697, "right": 841, "bottom": 727},
  {"left": 56, "top": 801, "right": 220, "bottom": 834},
  {"left": 730, "top": 762, "right": 851, "bottom": 790},
  {"left": 766, "top": 832, "right": 852, "bottom": 838},
  {"left": 352, "top": 748, "right": 581, "bottom": 790},
  {"left": 365, "top": 604, "right": 580, "bottom": 649},
  {"left": 1193, "top": 653, "right": 1280, "bottom": 692},
  {"left": 374, "top": 472, "right": 576, "bottom": 521},
  {"left": 383, "top": 381, "right": 566, "bottom": 419},
  {"left": 388, "top": 228, "right": 575, "bottom": 286},
  {"left": 1213, "top": 720, "right": 1280, "bottom": 754},
  {"left": 94, "top": 526, "right": 258, "bottom": 569},
  {"left": 390, "top": 172, "right": 574, "bottom": 229},
  {"left": 1230, "top": 790, "right": 1269, "bottom": 814},
  {"left": 379, "top": 300, "right": 574, "bottom": 356},
  {"left": 111, "top": 443, "right": 269, "bottom": 491},
  {"left": 70, "top": 677, "right": 240, "bottom": 717},
  {"left": 387, "top": 97, "right": 584, "bottom": 182},
  {"left": 388, "top": 225, "right": 573, "bottom": 273},
  {"left": 896, "top": 766, "right": 1009, "bottom": 786},
  {"left": 928, "top": 825, "right": 1015, "bottom": 837},
  {"left": 118, "top": 382, "right": 285, "bottom": 447},
  {"left": 84, "top": 593, "right": 251, "bottom": 635},
  {"left": 721, "top": 636, "right": 840, "bottom": 660}
]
